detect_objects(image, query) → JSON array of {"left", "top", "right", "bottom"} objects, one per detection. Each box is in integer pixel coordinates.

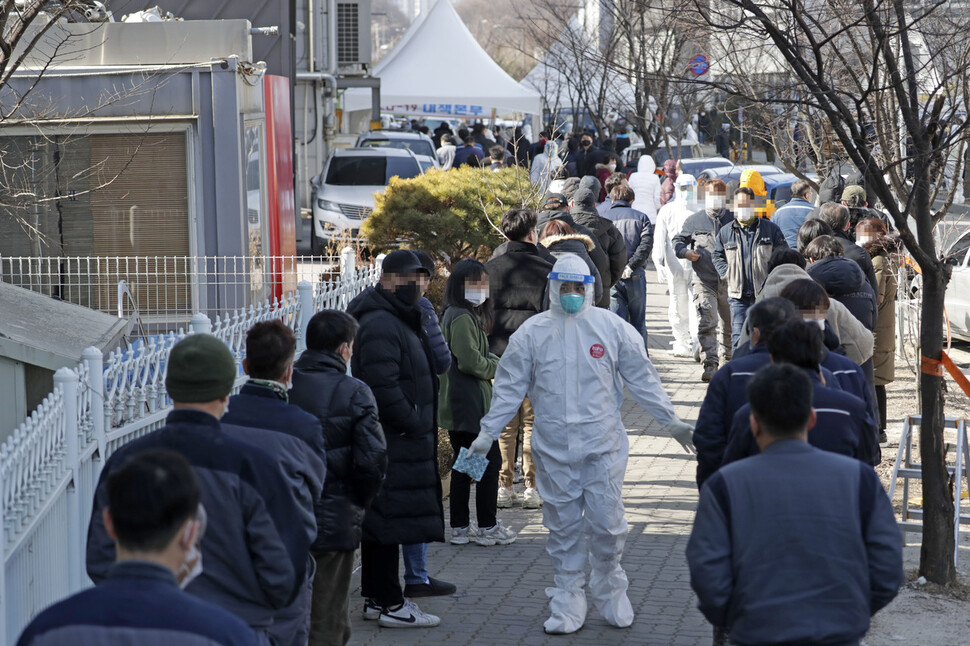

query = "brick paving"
[{"left": 347, "top": 272, "right": 714, "bottom": 645}]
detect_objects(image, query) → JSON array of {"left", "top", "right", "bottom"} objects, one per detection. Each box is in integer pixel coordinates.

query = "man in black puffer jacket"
[
  {"left": 345, "top": 250, "right": 447, "bottom": 629},
  {"left": 290, "top": 310, "right": 387, "bottom": 646},
  {"left": 569, "top": 185, "right": 627, "bottom": 307}
]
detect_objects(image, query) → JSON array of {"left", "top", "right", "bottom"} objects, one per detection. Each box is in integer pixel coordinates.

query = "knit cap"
[{"left": 165, "top": 334, "right": 237, "bottom": 403}]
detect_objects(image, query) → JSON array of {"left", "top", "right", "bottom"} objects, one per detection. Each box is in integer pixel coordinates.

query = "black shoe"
[
  {"left": 701, "top": 362, "right": 718, "bottom": 382},
  {"left": 403, "top": 576, "right": 457, "bottom": 598},
  {"left": 879, "top": 430, "right": 889, "bottom": 447}
]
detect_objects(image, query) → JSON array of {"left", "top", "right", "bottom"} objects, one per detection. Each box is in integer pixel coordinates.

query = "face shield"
[
  {"left": 548, "top": 254, "right": 595, "bottom": 317},
  {"left": 674, "top": 174, "right": 698, "bottom": 206}
]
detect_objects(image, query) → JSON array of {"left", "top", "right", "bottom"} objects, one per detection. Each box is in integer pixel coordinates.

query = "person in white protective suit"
[
  {"left": 467, "top": 254, "right": 695, "bottom": 635},
  {"left": 653, "top": 174, "right": 701, "bottom": 357}
]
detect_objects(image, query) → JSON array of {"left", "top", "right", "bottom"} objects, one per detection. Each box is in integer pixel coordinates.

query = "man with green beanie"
[{"left": 87, "top": 334, "right": 310, "bottom": 645}]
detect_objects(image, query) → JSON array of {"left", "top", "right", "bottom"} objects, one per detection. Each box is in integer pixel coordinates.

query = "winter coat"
[
  {"left": 673, "top": 207, "right": 734, "bottom": 287},
  {"left": 712, "top": 217, "right": 788, "bottom": 299},
  {"left": 835, "top": 231, "right": 879, "bottom": 295},
  {"left": 290, "top": 349, "right": 387, "bottom": 553},
  {"left": 418, "top": 296, "right": 451, "bottom": 375},
  {"left": 87, "top": 410, "right": 309, "bottom": 631},
  {"left": 629, "top": 156, "right": 662, "bottom": 222},
  {"left": 436, "top": 143, "right": 456, "bottom": 170},
  {"left": 453, "top": 145, "right": 484, "bottom": 168},
  {"left": 772, "top": 197, "right": 815, "bottom": 248},
  {"left": 660, "top": 159, "right": 678, "bottom": 206},
  {"left": 595, "top": 164, "right": 614, "bottom": 201},
  {"left": 569, "top": 205, "right": 628, "bottom": 303},
  {"left": 485, "top": 240, "right": 554, "bottom": 356},
  {"left": 575, "top": 145, "right": 604, "bottom": 177},
  {"left": 536, "top": 210, "right": 610, "bottom": 295},
  {"left": 808, "top": 256, "right": 878, "bottom": 331},
  {"left": 738, "top": 263, "right": 874, "bottom": 365},
  {"left": 604, "top": 200, "right": 654, "bottom": 270},
  {"left": 540, "top": 233, "right": 604, "bottom": 305},
  {"left": 222, "top": 383, "right": 328, "bottom": 546},
  {"left": 438, "top": 307, "right": 500, "bottom": 433},
  {"left": 723, "top": 369, "right": 879, "bottom": 467},
  {"left": 865, "top": 239, "right": 899, "bottom": 385},
  {"left": 346, "top": 286, "right": 444, "bottom": 545}
]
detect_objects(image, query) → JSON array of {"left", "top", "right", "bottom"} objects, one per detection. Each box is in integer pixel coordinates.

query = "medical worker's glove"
[
  {"left": 656, "top": 265, "right": 668, "bottom": 283},
  {"left": 621, "top": 265, "right": 633, "bottom": 280},
  {"left": 663, "top": 419, "right": 696, "bottom": 454},
  {"left": 468, "top": 430, "right": 493, "bottom": 458}
]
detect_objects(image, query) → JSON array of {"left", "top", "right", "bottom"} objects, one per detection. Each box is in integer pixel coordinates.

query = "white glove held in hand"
[
  {"left": 621, "top": 265, "right": 633, "bottom": 280},
  {"left": 468, "top": 430, "right": 493, "bottom": 457},
  {"left": 662, "top": 419, "right": 696, "bottom": 454},
  {"left": 656, "top": 265, "right": 668, "bottom": 284}
]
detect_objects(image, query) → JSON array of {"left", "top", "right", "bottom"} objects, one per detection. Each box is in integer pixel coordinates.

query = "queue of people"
[{"left": 16, "top": 140, "right": 905, "bottom": 646}]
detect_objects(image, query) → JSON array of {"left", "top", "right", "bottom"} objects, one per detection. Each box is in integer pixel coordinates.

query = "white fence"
[
  {"left": 0, "top": 251, "right": 382, "bottom": 645},
  {"left": 0, "top": 253, "right": 347, "bottom": 337}
]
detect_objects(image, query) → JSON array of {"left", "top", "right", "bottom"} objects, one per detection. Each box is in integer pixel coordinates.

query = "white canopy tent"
[{"left": 341, "top": 0, "right": 541, "bottom": 118}]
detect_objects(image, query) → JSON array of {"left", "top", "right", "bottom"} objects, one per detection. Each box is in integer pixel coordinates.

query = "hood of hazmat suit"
[
  {"left": 479, "top": 253, "right": 678, "bottom": 633},
  {"left": 653, "top": 173, "right": 699, "bottom": 279}
]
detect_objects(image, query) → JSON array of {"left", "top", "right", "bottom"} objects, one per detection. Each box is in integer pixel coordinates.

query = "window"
[
  {"left": 359, "top": 136, "right": 436, "bottom": 158},
  {"left": 326, "top": 156, "right": 421, "bottom": 186}
]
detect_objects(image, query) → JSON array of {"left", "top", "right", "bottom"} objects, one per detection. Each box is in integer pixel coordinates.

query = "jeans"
[
  {"left": 694, "top": 280, "right": 731, "bottom": 365},
  {"left": 360, "top": 542, "right": 403, "bottom": 608},
  {"left": 610, "top": 269, "right": 647, "bottom": 347},
  {"left": 309, "top": 550, "right": 354, "bottom": 646},
  {"left": 401, "top": 543, "right": 428, "bottom": 586},
  {"left": 499, "top": 398, "right": 535, "bottom": 489},
  {"left": 449, "top": 430, "right": 501, "bottom": 529},
  {"left": 728, "top": 295, "right": 756, "bottom": 350}
]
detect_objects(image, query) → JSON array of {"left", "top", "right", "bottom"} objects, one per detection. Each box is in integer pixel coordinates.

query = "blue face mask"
[{"left": 560, "top": 292, "right": 584, "bottom": 314}]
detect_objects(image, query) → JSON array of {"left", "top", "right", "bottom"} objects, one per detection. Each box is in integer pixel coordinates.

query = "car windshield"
[
  {"left": 325, "top": 156, "right": 421, "bottom": 186},
  {"left": 360, "top": 137, "right": 436, "bottom": 158}
]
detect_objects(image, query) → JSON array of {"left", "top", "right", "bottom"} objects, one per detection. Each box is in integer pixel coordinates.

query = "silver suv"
[
  {"left": 356, "top": 130, "right": 439, "bottom": 172},
  {"left": 310, "top": 148, "right": 423, "bottom": 253}
]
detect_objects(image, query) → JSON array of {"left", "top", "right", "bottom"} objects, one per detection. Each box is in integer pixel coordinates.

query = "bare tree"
[{"left": 654, "top": 0, "right": 970, "bottom": 585}]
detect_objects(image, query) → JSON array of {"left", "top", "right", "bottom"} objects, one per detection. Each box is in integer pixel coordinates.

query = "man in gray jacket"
[
  {"left": 687, "top": 364, "right": 903, "bottom": 645},
  {"left": 87, "top": 334, "right": 309, "bottom": 645},
  {"left": 673, "top": 178, "right": 734, "bottom": 381}
]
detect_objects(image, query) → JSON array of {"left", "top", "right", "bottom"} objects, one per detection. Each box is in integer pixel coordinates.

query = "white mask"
[
  {"left": 607, "top": 163, "right": 616, "bottom": 171},
  {"left": 706, "top": 195, "right": 726, "bottom": 211},
  {"left": 735, "top": 207, "right": 756, "bottom": 223},
  {"left": 804, "top": 317, "right": 826, "bottom": 331},
  {"left": 177, "top": 544, "right": 203, "bottom": 589},
  {"left": 856, "top": 235, "right": 873, "bottom": 245},
  {"left": 465, "top": 288, "right": 488, "bottom": 306}
]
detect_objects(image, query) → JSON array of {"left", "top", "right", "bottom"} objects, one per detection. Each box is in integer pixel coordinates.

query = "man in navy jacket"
[
  {"left": 23, "top": 450, "right": 257, "bottom": 646},
  {"left": 687, "top": 363, "right": 902, "bottom": 645},
  {"left": 721, "top": 320, "right": 879, "bottom": 467}
]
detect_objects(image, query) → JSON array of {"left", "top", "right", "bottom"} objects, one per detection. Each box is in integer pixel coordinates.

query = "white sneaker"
[
  {"left": 476, "top": 520, "right": 517, "bottom": 546},
  {"left": 522, "top": 487, "right": 542, "bottom": 509},
  {"left": 378, "top": 600, "right": 441, "bottom": 628},
  {"left": 450, "top": 526, "right": 471, "bottom": 545},
  {"left": 362, "top": 598, "right": 382, "bottom": 620},
  {"left": 496, "top": 486, "right": 516, "bottom": 508}
]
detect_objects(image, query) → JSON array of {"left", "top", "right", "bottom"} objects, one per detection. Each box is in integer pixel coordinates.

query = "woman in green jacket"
[{"left": 440, "top": 259, "right": 517, "bottom": 547}]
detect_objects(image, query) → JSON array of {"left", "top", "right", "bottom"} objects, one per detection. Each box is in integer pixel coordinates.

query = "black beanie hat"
[{"left": 165, "top": 334, "right": 237, "bottom": 403}]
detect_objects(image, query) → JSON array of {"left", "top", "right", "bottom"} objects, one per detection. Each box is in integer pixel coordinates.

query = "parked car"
[
  {"left": 310, "top": 148, "right": 423, "bottom": 254},
  {"left": 356, "top": 130, "right": 439, "bottom": 167},
  {"left": 943, "top": 228, "right": 970, "bottom": 341}
]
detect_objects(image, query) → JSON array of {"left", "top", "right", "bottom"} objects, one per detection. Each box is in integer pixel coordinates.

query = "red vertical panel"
[{"left": 264, "top": 74, "right": 297, "bottom": 300}]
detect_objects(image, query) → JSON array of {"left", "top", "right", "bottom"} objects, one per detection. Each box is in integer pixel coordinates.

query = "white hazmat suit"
[
  {"left": 652, "top": 174, "right": 701, "bottom": 357},
  {"left": 469, "top": 254, "right": 694, "bottom": 634}
]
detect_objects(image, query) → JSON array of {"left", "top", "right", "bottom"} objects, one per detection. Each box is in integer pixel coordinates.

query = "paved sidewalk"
[{"left": 347, "top": 272, "right": 712, "bottom": 645}]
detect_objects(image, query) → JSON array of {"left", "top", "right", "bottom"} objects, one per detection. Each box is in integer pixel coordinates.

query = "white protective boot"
[
  {"left": 589, "top": 560, "right": 634, "bottom": 628},
  {"left": 543, "top": 572, "right": 587, "bottom": 634}
]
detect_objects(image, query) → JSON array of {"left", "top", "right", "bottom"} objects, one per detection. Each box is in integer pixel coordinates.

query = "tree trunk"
[{"left": 918, "top": 268, "right": 956, "bottom": 585}]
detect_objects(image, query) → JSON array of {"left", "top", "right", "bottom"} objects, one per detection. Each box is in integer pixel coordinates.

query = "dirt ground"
[{"left": 864, "top": 345, "right": 970, "bottom": 644}]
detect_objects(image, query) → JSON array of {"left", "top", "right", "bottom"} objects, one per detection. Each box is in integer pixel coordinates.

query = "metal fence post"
[
  {"left": 190, "top": 313, "right": 212, "bottom": 335},
  {"left": 297, "top": 281, "right": 314, "bottom": 354},
  {"left": 82, "top": 347, "right": 106, "bottom": 476},
  {"left": 340, "top": 247, "right": 356, "bottom": 281},
  {"left": 54, "top": 367, "right": 83, "bottom": 595}
]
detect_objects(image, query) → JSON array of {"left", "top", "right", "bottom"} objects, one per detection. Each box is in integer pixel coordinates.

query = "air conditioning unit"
[{"left": 335, "top": 0, "right": 371, "bottom": 75}]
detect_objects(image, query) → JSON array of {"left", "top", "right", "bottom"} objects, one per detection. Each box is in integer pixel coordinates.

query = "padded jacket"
[
  {"left": 604, "top": 200, "right": 654, "bottom": 271},
  {"left": 808, "top": 256, "right": 878, "bottom": 331},
  {"left": 291, "top": 349, "right": 388, "bottom": 553},
  {"left": 713, "top": 217, "right": 788, "bottom": 299},
  {"left": 569, "top": 204, "right": 628, "bottom": 305},
  {"left": 347, "top": 286, "right": 445, "bottom": 545},
  {"left": 485, "top": 240, "right": 554, "bottom": 356},
  {"left": 87, "top": 410, "right": 308, "bottom": 632}
]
